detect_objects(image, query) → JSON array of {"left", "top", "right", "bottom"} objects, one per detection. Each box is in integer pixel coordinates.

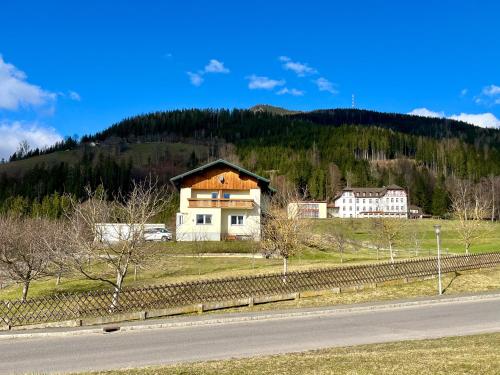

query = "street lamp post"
[{"left": 434, "top": 224, "right": 442, "bottom": 295}]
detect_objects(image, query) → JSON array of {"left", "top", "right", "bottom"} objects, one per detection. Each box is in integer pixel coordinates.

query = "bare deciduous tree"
[
  {"left": 486, "top": 175, "right": 500, "bottom": 222},
  {"left": 261, "top": 191, "right": 309, "bottom": 279},
  {"left": 329, "top": 231, "right": 348, "bottom": 263},
  {"left": 450, "top": 179, "right": 490, "bottom": 254},
  {"left": 409, "top": 226, "right": 421, "bottom": 257},
  {"left": 66, "top": 178, "right": 172, "bottom": 309},
  {"left": 0, "top": 217, "right": 66, "bottom": 301},
  {"left": 371, "top": 217, "right": 406, "bottom": 263}
]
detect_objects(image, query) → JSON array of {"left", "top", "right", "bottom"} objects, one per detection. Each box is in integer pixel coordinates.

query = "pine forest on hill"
[{"left": 1, "top": 107, "right": 500, "bottom": 218}]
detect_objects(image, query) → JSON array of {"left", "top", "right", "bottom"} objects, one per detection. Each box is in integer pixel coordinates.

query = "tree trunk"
[
  {"left": 56, "top": 272, "right": 61, "bottom": 286},
  {"left": 21, "top": 281, "right": 30, "bottom": 302},
  {"left": 111, "top": 271, "right": 125, "bottom": 311},
  {"left": 491, "top": 177, "right": 496, "bottom": 222},
  {"left": 389, "top": 243, "right": 394, "bottom": 263},
  {"left": 465, "top": 243, "right": 470, "bottom": 255},
  {"left": 282, "top": 257, "right": 288, "bottom": 282}
]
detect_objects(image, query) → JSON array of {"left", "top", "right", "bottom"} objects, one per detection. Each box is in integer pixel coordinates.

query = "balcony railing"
[{"left": 188, "top": 198, "right": 254, "bottom": 209}]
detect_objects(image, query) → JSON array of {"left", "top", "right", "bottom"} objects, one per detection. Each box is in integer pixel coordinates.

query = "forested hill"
[
  {"left": 1, "top": 107, "right": 500, "bottom": 218},
  {"left": 84, "top": 108, "right": 500, "bottom": 148}
]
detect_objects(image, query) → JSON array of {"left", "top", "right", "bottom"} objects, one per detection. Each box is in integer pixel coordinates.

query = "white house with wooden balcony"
[{"left": 170, "top": 159, "right": 275, "bottom": 241}]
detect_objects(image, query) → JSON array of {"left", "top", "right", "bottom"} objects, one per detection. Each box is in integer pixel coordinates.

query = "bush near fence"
[{"left": 1, "top": 252, "right": 499, "bottom": 327}]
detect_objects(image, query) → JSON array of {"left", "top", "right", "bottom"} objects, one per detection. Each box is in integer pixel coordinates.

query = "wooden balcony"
[{"left": 188, "top": 198, "right": 254, "bottom": 209}]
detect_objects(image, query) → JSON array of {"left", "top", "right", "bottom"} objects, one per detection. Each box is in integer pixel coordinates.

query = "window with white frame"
[
  {"left": 196, "top": 214, "right": 212, "bottom": 225},
  {"left": 231, "top": 215, "right": 244, "bottom": 225}
]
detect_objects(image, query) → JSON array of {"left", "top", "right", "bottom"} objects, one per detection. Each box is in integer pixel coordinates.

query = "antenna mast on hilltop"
[{"left": 352, "top": 94, "right": 356, "bottom": 108}]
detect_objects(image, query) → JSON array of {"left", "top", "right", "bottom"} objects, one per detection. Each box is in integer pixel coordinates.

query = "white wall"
[
  {"left": 176, "top": 207, "right": 222, "bottom": 241},
  {"left": 175, "top": 187, "right": 262, "bottom": 241},
  {"left": 334, "top": 189, "right": 408, "bottom": 218}
]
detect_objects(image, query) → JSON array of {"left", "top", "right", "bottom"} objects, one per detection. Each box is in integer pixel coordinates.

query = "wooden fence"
[{"left": 1, "top": 252, "right": 499, "bottom": 327}]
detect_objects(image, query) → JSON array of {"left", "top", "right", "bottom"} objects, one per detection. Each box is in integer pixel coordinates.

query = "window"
[
  {"left": 196, "top": 214, "right": 212, "bottom": 225},
  {"left": 223, "top": 193, "right": 231, "bottom": 199},
  {"left": 176, "top": 213, "right": 184, "bottom": 226},
  {"left": 231, "top": 215, "right": 244, "bottom": 225},
  {"left": 211, "top": 192, "right": 218, "bottom": 199},
  {"left": 299, "top": 203, "right": 319, "bottom": 218}
]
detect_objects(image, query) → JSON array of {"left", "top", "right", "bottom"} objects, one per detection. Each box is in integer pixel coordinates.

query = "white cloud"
[
  {"left": 187, "top": 59, "right": 230, "bottom": 86},
  {"left": 68, "top": 91, "right": 81, "bottom": 101},
  {"left": 276, "top": 87, "right": 304, "bottom": 96},
  {"left": 314, "top": 77, "right": 338, "bottom": 94},
  {"left": 279, "top": 56, "right": 317, "bottom": 77},
  {"left": 0, "top": 55, "right": 56, "bottom": 110},
  {"left": 408, "top": 108, "right": 445, "bottom": 118},
  {"left": 474, "top": 84, "right": 500, "bottom": 106},
  {"left": 408, "top": 107, "right": 500, "bottom": 129},
  {"left": 204, "top": 59, "right": 229, "bottom": 74},
  {"left": 460, "top": 88, "right": 468, "bottom": 97},
  {"left": 449, "top": 113, "right": 500, "bottom": 129},
  {"left": 482, "top": 84, "right": 500, "bottom": 97},
  {"left": 0, "top": 120, "right": 63, "bottom": 160},
  {"left": 247, "top": 75, "right": 285, "bottom": 90},
  {"left": 187, "top": 71, "right": 204, "bottom": 86}
]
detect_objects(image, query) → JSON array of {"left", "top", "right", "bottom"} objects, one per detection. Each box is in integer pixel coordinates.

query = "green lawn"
[
  {"left": 311, "top": 218, "right": 500, "bottom": 254},
  {"left": 81, "top": 333, "right": 500, "bottom": 375},
  {"left": 1, "top": 218, "right": 498, "bottom": 301}
]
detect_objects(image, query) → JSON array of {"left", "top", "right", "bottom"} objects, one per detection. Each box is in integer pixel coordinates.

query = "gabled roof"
[
  {"left": 385, "top": 184, "right": 405, "bottom": 190},
  {"left": 170, "top": 159, "right": 276, "bottom": 193},
  {"left": 333, "top": 184, "right": 406, "bottom": 200}
]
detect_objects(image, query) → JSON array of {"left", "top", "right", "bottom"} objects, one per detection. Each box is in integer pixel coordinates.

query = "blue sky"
[{"left": 0, "top": 0, "right": 499, "bottom": 159}]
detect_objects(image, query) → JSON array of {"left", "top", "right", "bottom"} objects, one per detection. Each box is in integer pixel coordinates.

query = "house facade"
[
  {"left": 333, "top": 185, "right": 408, "bottom": 218},
  {"left": 170, "top": 159, "right": 274, "bottom": 241}
]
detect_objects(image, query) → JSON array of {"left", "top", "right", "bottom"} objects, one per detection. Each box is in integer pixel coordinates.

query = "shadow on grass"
[{"left": 443, "top": 271, "right": 460, "bottom": 294}]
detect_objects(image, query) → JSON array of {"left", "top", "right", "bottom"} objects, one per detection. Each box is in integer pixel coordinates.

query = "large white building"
[
  {"left": 333, "top": 185, "right": 408, "bottom": 218},
  {"left": 171, "top": 159, "right": 275, "bottom": 241}
]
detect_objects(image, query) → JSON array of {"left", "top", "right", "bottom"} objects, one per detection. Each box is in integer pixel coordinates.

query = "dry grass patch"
[
  {"left": 209, "top": 267, "right": 500, "bottom": 314},
  {"left": 82, "top": 333, "right": 500, "bottom": 375}
]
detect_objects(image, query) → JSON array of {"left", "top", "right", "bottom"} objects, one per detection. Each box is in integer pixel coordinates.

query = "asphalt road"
[{"left": 1, "top": 296, "right": 499, "bottom": 374}]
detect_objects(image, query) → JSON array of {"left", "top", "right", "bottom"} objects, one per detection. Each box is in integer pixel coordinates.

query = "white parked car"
[{"left": 144, "top": 228, "right": 172, "bottom": 242}]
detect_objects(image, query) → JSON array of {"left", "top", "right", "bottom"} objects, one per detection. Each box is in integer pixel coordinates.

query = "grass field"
[
  {"left": 311, "top": 218, "right": 500, "bottom": 254},
  {"left": 81, "top": 333, "right": 500, "bottom": 375},
  {"left": 0, "top": 218, "right": 498, "bottom": 301},
  {"left": 0, "top": 141, "right": 208, "bottom": 176}
]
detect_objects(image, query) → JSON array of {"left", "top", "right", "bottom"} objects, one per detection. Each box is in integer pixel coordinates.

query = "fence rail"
[{"left": 1, "top": 252, "right": 499, "bottom": 327}]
